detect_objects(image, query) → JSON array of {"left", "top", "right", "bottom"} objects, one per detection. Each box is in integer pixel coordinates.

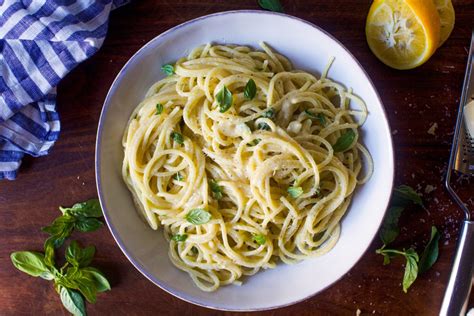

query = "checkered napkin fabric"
[{"left": 0, "top": 0, "right": 128, "bottom": 180}]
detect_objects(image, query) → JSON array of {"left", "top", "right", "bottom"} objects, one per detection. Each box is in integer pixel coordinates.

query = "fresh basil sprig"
[
  {"left": 332, "top": 129, "right": 356, "bottom": 152},
  {"left": 11, "top": 199, "right": 110, "bottom": 316},
  {"left": 375, "top": 247, "right": 419, "bottom": 293},
  {"left": 11, "top": 240, "right": 110, "bottom": 315},
  {"left": 258, "top": 0, "right": 284, "bottom": 12},
  {"left": 42, "top": 199, "right": 103, "bottom": 266},
  {"left": 186, "top": 209, "right": 212, "bottom": 225},
  {"left": 161, "top": 64, "right": 175, "bottom": 76},
  {"left": 216, "top": 86, "right": 233, "bottom": 113},
  {"left": 244, "top": 79, "right": 257, "bottom": 100},
  {"left": 376, "top": 185, "right": 440, "bottom": 293}
]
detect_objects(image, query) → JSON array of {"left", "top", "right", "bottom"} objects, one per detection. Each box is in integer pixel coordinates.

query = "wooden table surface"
[{"left": 1, "top": 1, "right": 474, "bottom": 315}]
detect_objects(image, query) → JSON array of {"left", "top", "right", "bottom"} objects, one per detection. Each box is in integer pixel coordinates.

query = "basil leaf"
[
  {"left": 244, "top": 79, "right": 257, "bottom": 100},
  {"left": 253, "top": 234, "right": 266, "bottom": 245},
  {"left": 66, "top": 267, "right": 97, "bottom": 303},
  {"left": 288, "top": 186, "right": 303, "bottom": 198},
  {"left": 59, "top": 286, "right": 86, "bottom": 316},
  {"left": 42, "top": 214, "right": 75, "bottom": 266},
  {"left": 44, "top": 237, "right": 57, "bottom": 267},
  {"left": 402, "top": 248, "right": 419, "bottom": 293},
  {"left": 171, "top": 234, "right": 188, "bottom": 242},
  {"left": 216, "top": 86, "right": 233, "bottom": 113},
  {"left": 392, "top": 185, "right": 423, "bottom": 207},
  {"left": 81, "top": 267, "right": 111, "bottom": 293},
  {"left": 171, "top": 131, "right": 184, "bottom": 145},
  {"left": 186, "top": 209, "right": 212, "bottom": 225},
  {"left": 155, "top": 103, "right": 163, "bottom": 115},
  {"left": 262, "top": 108, "right": 275, "bottom": 119},
  {"left": 332, "top": 129, "right": 356, "bottom": 152},
  {"left": 66, "top": 241, "right": 81, "bottom": 267},
  {"left": 44, "top": 222, "right": 74, "bottom": 252},
  {"left": 42, "top": 214, "right": 76, "bottom": 236},
  {"left": 56, "top": 274, "right": 76, "bottom": 290},
  {"left": 77, "top": 246, "right": 95, "bottom": 267},
  {"left": 65, "top": 266, "right": 82, "bottom": 280},
  {"left": 161, "top": 64, "right": 175, "bottom": 76},
  {"left": 74, "top": 217, "right": 103, "bottom": 232},
  {"left": 210, "top": 180, "right": 223, "bottom": 200},
  {"left": 10, "top": 251, "right": 53, "bottom": 279},
  {"left": 418, "top": 226, "right": 440, "bottom": 274},
  {"left": 173, "top": 172, "right": 184, "bottom": 181},
  {"left": 66, "top": 241, "right": 95, "bottom": 268},
  {"left": 258, "top": 0, "right": 284, "bottom": 12},
  {"left": 65, "top": 199, "right": 103, "bottom": 218},
  {"left": 77, "top": 278, "right": 97, "bottom": 304},
  {"left": 258, "top": 122, "right": 271, "bottom": 131},
  {"left": 379, "top": 206, "right": 404, "bottom": 246}
]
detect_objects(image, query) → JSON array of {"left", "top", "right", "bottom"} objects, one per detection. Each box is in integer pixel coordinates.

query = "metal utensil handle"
[{"left": 440, "top": 220, "right": 474, "bottom": 316}]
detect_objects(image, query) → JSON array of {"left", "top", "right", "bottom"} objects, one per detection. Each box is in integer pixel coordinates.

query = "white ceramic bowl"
[{"left": 96, "top": 10, "right": 394, "bottom": 311}]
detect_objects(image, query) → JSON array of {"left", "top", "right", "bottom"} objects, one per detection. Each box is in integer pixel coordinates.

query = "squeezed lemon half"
[
  {"left": 366, "top": 0, "right": 441, "bottom": 70},
  {"left": 433, "top": 0, "right": 455, "bottom": 46}
]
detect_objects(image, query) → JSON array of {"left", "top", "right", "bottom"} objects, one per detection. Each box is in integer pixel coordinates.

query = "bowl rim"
[{"left": 95, "top": 9, "right": 394, "bottom": 312}]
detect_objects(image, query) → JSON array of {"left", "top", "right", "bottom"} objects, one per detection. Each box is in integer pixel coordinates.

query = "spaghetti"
[{"left": 122, "top": 43, "right": 373, "bottom": 291}]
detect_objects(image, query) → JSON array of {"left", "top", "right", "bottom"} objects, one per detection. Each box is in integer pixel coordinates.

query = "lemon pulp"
[{"left": 366, "top": 0, "right": 440, "bottom": 70}]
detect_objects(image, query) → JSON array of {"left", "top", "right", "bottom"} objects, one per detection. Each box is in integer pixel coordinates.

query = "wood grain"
[{"left": 1, "top": 1, "right": 474, "bottom": 315}]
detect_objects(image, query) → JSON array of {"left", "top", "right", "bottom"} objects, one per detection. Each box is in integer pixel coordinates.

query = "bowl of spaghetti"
[{"left": 96, "top": 10, "right": 394, "bottom": 311}]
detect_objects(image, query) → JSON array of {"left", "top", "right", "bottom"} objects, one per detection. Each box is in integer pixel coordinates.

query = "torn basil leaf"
[
  {"left": 155, "top": 103, "right": 163, "bottom": 115},
  {"left": 161, "top": 64, "right": 175, "bottom": 76},
  {"left": 288, "top": 186, "right": 303, "bottom": 198},
  {"left": 216, "top": 86, "right": 233, "bottom": 113},
  {"left": 171, "top": 132, "right": 184, "bottom": 145},
  {"left": 171, "top": 234, "right": 188, "bottom": 242},
  {"left": 332, "top": 129, "right": 356, "bottom": 152},
  {"left": 244, "top": 79, "right": 257, "bottom": 100},
  {"left": 210, "top": 180, "right": 223, "bottom": 200},
  {"left": 418, "top": 226, "right": 440, "bottom": 274},
  {"left": 253, "top": 234, "right": 266, "bottom": 245},
  {"left": 186, "top": 209, "right": 212, "bottom": 225}
]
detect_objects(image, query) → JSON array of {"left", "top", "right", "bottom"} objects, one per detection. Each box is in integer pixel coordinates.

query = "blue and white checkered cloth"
[{"left": 0, "top": 0, "right": 128, "bottom": 180}]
